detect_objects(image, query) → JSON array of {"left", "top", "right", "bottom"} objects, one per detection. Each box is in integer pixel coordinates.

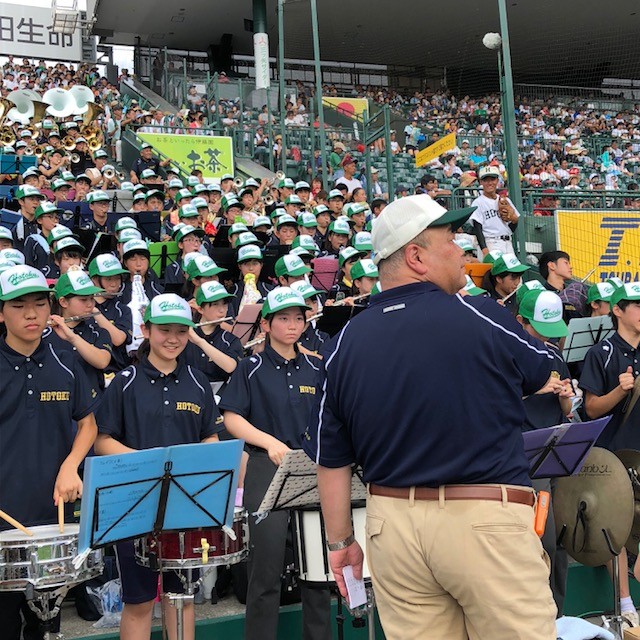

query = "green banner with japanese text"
[{"left": 137, "top": 133, "right": 234, "bottom": 179}]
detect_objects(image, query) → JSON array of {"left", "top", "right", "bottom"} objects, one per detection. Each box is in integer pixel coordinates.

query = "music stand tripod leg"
[{"left": 603, "top": 528, "right": 623, "bottom": 639}]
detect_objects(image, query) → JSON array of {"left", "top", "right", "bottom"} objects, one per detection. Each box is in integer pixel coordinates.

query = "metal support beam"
[
  {"left": 278, "top": 0, "right": 287, "bottom": 173},
  {"left": 310, "top": 0, "right": 329, "bottom": 192}
]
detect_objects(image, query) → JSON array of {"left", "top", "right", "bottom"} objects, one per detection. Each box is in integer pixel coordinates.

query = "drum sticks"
[{"left": 0, "top": 509, "right": 33, "bottom": 536}]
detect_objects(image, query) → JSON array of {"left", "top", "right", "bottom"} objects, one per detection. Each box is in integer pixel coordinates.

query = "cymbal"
[
  {"left": 615, "top": 449, "right": 640, "bottom": 554},
  {"left": 553, "top": 447, "right": 634, "bottom": 567}
]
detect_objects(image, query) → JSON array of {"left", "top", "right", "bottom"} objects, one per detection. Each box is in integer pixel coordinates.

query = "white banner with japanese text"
[{"left": 0, "top": 3, "right": 82, "bottom": 62}]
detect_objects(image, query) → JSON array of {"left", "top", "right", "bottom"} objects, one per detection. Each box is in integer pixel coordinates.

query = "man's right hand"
[
  {"left": 620, "top": 366, "right": 635, "bottom": 392},
  {"left": 329, "top": 542, "right": 365, "bottom": 601}
]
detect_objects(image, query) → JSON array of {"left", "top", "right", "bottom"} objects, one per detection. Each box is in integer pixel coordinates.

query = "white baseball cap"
[
  {"left": 371, "top": 195, "right": 475, "bottom": 265},
  {"left": 143, "top": 293, "right": 194, "bottom": 327}
]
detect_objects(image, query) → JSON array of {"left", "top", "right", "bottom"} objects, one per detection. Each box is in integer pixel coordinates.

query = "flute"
[
  {"left": 332, "top": 293, "right": 369, "bottom": 306},
  {"left": 244, "top": 335, "right": 266, "bottom": 349},
  {"left": 48, "top": 311, "right": 101, "bottom": 325},
  {"left": 194, "top": 316, "right": 233, "bottom": 328},
  {"left": 306, "top": 312, "right": 323, "bottom": 322}
]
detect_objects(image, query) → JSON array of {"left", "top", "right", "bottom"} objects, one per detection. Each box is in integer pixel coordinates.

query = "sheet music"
[
  {"left": 257, "top": 450, "right": 366, "bottom": 515},
  {"left": 563, "top": 315, "right": 614, "bottom": 363}
]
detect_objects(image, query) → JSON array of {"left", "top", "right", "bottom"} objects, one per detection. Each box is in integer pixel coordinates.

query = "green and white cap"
[
  {"left": 229, "top": 222, "right": 249, "bottom": 236},
  {"left": 191, "top": 197, "right": 208, "bottom": 209},
  {"left": 328, "top": 188, "right": 344, "bottom": 200},
  {"left": 328, "top": 219, "right": 351, "bottom": 236},
  {"left": 370, "top": 281, "right": 382, "bottom": 296},
  {"left": 0, "top": 265, "right": 50, "bottom": 301},
  {"left": 0, "top": 248, "right": 25, "bottom": 265},
  {"left": 226, "top": 198, "right": 244, "bottom": 211},
  {"left": 291, "top": 235, "right": 319, "bottom": 255},
  {"left": 252, "top": 216, "right": 271, "bottom": 229},
  {"left": 15, "top": 185, "right": 45, "bottom": 200},
  {"left": 114, "top": 216, "right": 138, "bottom": 233},
  {"left": 275, "top": 214, "right": 297, "bottom": 228},
  {"left": 607, "top": 277, "right": 625, "bottom": 290},
  {"left": 290, "top": 247, "right": 312, "bottom": 259},
  {"left": 516, "top": 280, "right": 545, "bottom": 306},
  {"left": 490, "top": 253, "right": 530, "bottom": 276},
  {"left": 455, "top": 238, "right": 475, "bottom": 253},
  {"left": 277, "top": 177, "right": 295, "bottom": 189},
  {"left": 192, "top": 183, "right": 208, "bottom": 195},
  {"left": 196, "top": 280, "right": 233, "bottom": 306},
  {"left": 275, "top": 254, "right": 311, "bottom": 278},
  {"left": 294, "top": 181, "right": 311, "bottom": 191},
  {"left": 0, "top": 260, "right": 15, "bottom": 275},
  {"left": 168, "top": 178, "right": 184, "bottom": 189},
  {"left": 140, "top": 168, "right": 157, "bottom": 179},
  {"left": 133, "top": 192, "right": 147, "bottom": 203},
  {"left": 244, "top": 178, "right": 260, "bottom": 189},
  {"left": 462, "top": 275, "right": 486, "bottom": 296},
  {"left": 178, "top": 203, "right": 199, "bottom": 219},
  {"left": 122, "top": 239, "right": 150, "bottom": 258},
  {"left": 87, "top": 190, "right": 110, "bottom": 203},
  {"left": 176, "top": 188, "right": 192, "bottom": 201},
  {"left": 0, "top": 226, "right": 12, "bottom": 242},
  {"left": 61, "top": 170, "right": 75, "bottom": 182},
  {"left": 339, "top": 246, "right": 364, "bottom": 267},
  {"left": 145, "top": 189, "right": 164, "bottom": 202},
  {"left": 346, "top": 203, "right": 368, "bottom": 218},
  {"left": 94, "top": 149, "right": 108, "bottom": 158},
  {"left": 118, "top": 228, "right": 143, "bottom": 243},
  {"left": 234, "top": 231, "right": 261, "bottom": 249},
  {"left": 352, "top": 231, "right": 373, "bottom": 252},
  {"left": 519, "top": 289, "right": 568, "bottom": 338},
  {"left": 47, "top": 224, "right": 74, "bottom": 246},
  {"left": 350, "top": 258, "right": 379, "bottom": 281},
  {"left": 55, "top": 270, "right": 104, "bottom": 299},
  {"left": 143, "top": 293, "right": 195, "bottom": 327},
  {"left": 34, "top": 201, "right": 63, "bottom": 219},
  {"left": 284, "top": 194, "right": 303, "bottom": 206},
  {"left": 483, "top": 249, "right": 503, "bottom": 264},
  {"left": 120, "top": 181, "right": 135, "bottom": 191},
  {"left": 297, "top": 212, "right": 318, "bottom": 228},
  {"left": 313, "top": 205, "right": 330, "bottom": 216},
  {"left": 53, "top": 236, "right": 84, "bottom": 254},
  {"left": 175, "top": 225, "right": 205, "bottom": 243},
  {"left": 237, "top": 244, "right": 263, "bottom": 263},
  {"left": 221, "top": 173, "right": 234, "bottom": 181},
  {"left": 611, "top": 282, "right": 640, "bottom": 307},
  {"left": 187, "top": 176, "right": 200, "bottom": 187},
  {"left": 587, "top": 282, "right": 616, "bottom": 304},
  {"left": 185, "top": 254, "right": 226, "bottom": 280},
  {"left": 88, "top": 254, "right": 128, "bottom": 278},
  {"left": 261, "top": 286, "right": 309, "bottom": 317},
  {"left": 51, "top": 178, "right": 69, "bottom": 191},
  {"left": 290, "top": 280, "right": 323, "bottom": 300},
  {"left": 270, "top": 207, "right": 287, "bottom": 221}
]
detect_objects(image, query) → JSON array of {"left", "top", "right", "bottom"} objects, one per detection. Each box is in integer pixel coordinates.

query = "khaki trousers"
[{"left": 365, "top": 487, "right": 557, "bottom": 640}]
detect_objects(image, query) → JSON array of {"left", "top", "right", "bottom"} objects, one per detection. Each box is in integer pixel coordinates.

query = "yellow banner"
[
  {"left": 555, "top": 210, "right": 640, "bottom": 282},
  {"left": 415, "top": 132, "right": 456, "bottom": 168},
  {"left": 137, "top": 133, "right": 234, "bottom": 179},
  {"left": 323, "top": 97, "right": 368, "bottom": 119}
]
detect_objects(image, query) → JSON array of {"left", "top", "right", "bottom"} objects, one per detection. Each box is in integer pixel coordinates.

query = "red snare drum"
[{"left": 135, "top": 508, "right": 248, "bottom": 571}]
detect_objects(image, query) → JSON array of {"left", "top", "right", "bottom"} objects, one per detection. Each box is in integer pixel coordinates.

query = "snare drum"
[
  {"left": 0, "top": 524, "right": 104, "bottom": 592},
  {"left": 293, "top": 506, "right": 370, "bottom": 585},
  {"left": 135, "top": 507, "right": 248, "bottom": 571}
]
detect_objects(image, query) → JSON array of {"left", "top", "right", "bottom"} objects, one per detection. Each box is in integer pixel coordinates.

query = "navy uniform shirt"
[
  {"left": 523, "top": 341, "right": 570, "bottom": 431},
  {"left": 82, "top": 217, "right": 109, "bottom": 233},
  {"left": 303, "top": 282, "right": 553, "bottom": 488},
  {"left": 45, "top": 320, "right": 113, "bottom": 394},
  {"left": 96, "top": 356, "right": 222, "bottom": 449},
  {"left": 299, "top": 324, "right": 329, "bottom": 353},
  {"left": 164, "top": 259, "right": 185, "bottom": 286},
  {"left": 580, "top": 332, "right": 640, "bottom": 449},
  {"left": 24, "top": 233, "right": 57, "bottom": 278},
  {"left": 11, "top": 216, "right": 39, "bottom": 252},
  {"left": 219, "top": 342, "right": 321, "bottom": 448},
  {"left": 0, "top": 336, "right": 98, "bottom": 529},
  {"left": 119, "top": 274, "right": 164, "bottom": 305},
  {"left": 182, "top": 325, "right": 243, "bottom": 382},
  {"left": 131, "top": 156, "right": 161, "bottom": 177},
  {"left": 96, "top": 297, "right": 133, "bottom": 373}
]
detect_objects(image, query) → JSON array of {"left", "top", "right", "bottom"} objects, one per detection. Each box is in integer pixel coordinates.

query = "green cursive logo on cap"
[
  {"left": 103, "top": 257, "right": 119, "bottom": 268},
  {"left": 541, "top": 308, "right": 561, "bottom": 320},
  {"left": 158, "top": 301, "right": 186, "bottom": 313},
  {"left": 274, "top": 291, "right": 299, "bottom": 304},
  {"left": 7, "top": 271, "right": 39, "bottom": 287},
  {"left": 632, "top": 284, "right": 640, "bottom": 294}
]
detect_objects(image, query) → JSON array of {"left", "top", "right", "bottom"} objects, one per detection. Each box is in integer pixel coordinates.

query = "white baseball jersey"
[{"left": 469, "top": 194, "right": 521, "bottom": 237}]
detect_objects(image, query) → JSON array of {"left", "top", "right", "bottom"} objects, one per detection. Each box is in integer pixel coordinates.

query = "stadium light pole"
[
  {"left": 278, "top": 0, "right": 287, "bottom": 172},
  {"left": 485, "top": 0, "right": 525, "bottom": 257},
  {"left": 310, "top": 0, "right": 329, "bottom": 192}
]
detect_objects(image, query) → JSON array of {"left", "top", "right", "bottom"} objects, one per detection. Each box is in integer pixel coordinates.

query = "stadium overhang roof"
[{"left": 88, "top": 0, "right": 640, "bottom": 86}]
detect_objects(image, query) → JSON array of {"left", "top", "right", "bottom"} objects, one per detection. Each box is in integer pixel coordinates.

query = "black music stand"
[
  {"left": 562, "top": 316, "right": 615, "bottom": 364},
  {"left": 231, "top": 303, "right": 262, "bottom": 346},
  {"left": 262, "top": 245, "right": 290, "bottom": 281},
  {"left": 522, "top": 417, "right": 610, "bottom": 479},
  {"left": 317, "top": 305, "right": 365, "bottom": 337}
]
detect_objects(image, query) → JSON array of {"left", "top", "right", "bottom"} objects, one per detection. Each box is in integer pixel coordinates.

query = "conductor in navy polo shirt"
[{"left": 303, "top": 195, "right": 558, "bottom": 640}]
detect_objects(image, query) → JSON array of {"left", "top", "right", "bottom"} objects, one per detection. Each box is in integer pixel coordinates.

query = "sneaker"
[{"left": 622, "top": 609, "right": 639, "bottom": 629}]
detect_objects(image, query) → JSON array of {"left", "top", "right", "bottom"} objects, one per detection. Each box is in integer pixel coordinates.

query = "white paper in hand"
[{"left": 343, "top": 565, "right": 367, "bottom": 608}]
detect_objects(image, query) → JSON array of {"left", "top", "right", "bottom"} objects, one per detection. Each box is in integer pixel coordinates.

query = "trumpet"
[
  {"left": 233, "top": 177, "right": 244, "bottom": 189},
  {"left": 70, "top": 153, "right": 80, "bottom": 164},
  {"left": 23, "top": 146, "right": 35, "bottom": 156},
  {"left": 275, "top": 171, "right": 285, "bottom": 181},
  {"left": 194, "top": 316, "right": 233, "bottom": 328},
  {"left": 87, "top": 136, "right": 102, "bottom": 152},
  {"left": 103, "top": 167, "right": 116, "bottom": 180},
  {"left": 262, "top": 194, "right": 274, "bottom": 206},
  {"left": 62, "top": 136, "right": 76, "bottom": 151},
  {"left": 34, "top": 145, "right": 45, "bottom": 158}
]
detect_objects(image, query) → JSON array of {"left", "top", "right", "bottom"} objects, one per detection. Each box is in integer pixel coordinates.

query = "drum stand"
[
  {"left": 336, "top": 584, "right": 377, "bottom": 640},
  {"left": 165, "top": 566, "right": 214, "bottom": 640},
  {"left": 25, "top": 584, "right": 70, "bottom": 640},
  {"left": 602, "top": 530, "right": 623, "bottom": 640}
]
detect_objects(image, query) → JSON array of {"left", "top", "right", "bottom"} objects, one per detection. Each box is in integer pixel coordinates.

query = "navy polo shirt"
[
  {"left": 96, "top": 297, "right": 133, "bottom": 373},
  {"left": 45, "top": 320, "right": 113, "bottom": 394},
  {"left": 182, "top": 326, "right": 243, "bottom": 383},
  {"left": 580, "top": 332, "right": 640, "bottom": 449},
  {"left": 96, "top": 356, "right": 222, "bottom": 449},
  {"left": 303, "top": 281, "right": 553, "bottom": 488},
  {"left": 219, "top": 343, "right": 321, "bottom": 448},
  {"left": 82, "top": 217, "right": 109, "bottom": 233},
  {"left": 164, "top": 260, "right": 185, "bottom": 286},
  {"left": 523, "top": 342, "right": 570, "bottom": 431},
  {"left": 0, "top": 337, "right": 98, "bottom": 529},
  {"left": 24, "top": 234, "right": 58, "bottom": 278},
  {"left": 300, "top": 324, "right": 329, "bottom": 353}
]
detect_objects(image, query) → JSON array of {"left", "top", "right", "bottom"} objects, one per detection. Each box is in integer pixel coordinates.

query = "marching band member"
[
  {"left": 0, "top": 266, "right": 98, "bottom": 640},
  {"left": 23, "top": 201, "right": 64, "bottom": 277},
  {"left": 587, "top": 282, "right": 615, "bottom": 317},
  {"left": 274, "top": 254, "right": 311, "bottom": 287},
  {"left": 267, "top": 214, "right": 298, "bottom": 247},
  {"left": 182, "top": 253, "right": 227, "bottom": 306},
  {"left": 290, "top": 280, "right": 329, "bottom": 355},
  {"left": 220, "top": 288, "right": 332, "bottom": 640},
  {"left": 481, "top": 253, "right": 530, "bottom": 313},
  {"left": 350, "top": 258, "right": 379, "bottom": 299},
  {"left": 313, "top": 205, "right": 332, "bottom": 246},
  {"left": 11, "top": 185, "right": 46, "bottom": 252},
  {"left": 94, "top": 293, "right": 223, "bottom": 640},
  {"left": 164, "top": 224, "right": 207, "bottom": 287},
  {"left": 320, "top": 219, "right": 350, "bottom": 257},
  {"left": 119, "top": 239, "right": 164, "bottom": 305},
  {"left": 52, "top": 236, "right": 85, "bottom": 277}
]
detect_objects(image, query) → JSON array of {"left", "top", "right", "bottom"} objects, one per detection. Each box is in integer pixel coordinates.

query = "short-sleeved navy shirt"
[
  {"left": 303, "top": 282, "right": 553, "bottom": 488},
  {"left": 299, "top": 324, "right": 329, "bottom": 353},
  {"left": 96, "top": 355, "right": 222, "bottom": 449},
  {"left": 219, "top": 343, "right": 321, "bottom": 448},
  {"left": 182, "top": 326, "right": 243, "bottom": 383},
  {"left": 523, "top": 342, "right": 570, "bottom": 431},
  {"left": 580, "top": 332, "right": 640, "bottom": 449},
  {"left": 96, "top": 297, "right": 133, "bottom": 373},
  {"left": 164, "top": 260, "right": 185, "bottom": 286},
  {"left": 0, "top": 337, "right": 98, "bottom": 529}
]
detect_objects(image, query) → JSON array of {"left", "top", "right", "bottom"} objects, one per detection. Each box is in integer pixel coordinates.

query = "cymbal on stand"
[{"left": 553, "top": 447, "right": 634, "bottom": 567}]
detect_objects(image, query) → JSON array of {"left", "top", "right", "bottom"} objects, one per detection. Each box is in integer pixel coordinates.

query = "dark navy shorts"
[{"left": 115, "top": 541, "right": 198, "bottom": 604}]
